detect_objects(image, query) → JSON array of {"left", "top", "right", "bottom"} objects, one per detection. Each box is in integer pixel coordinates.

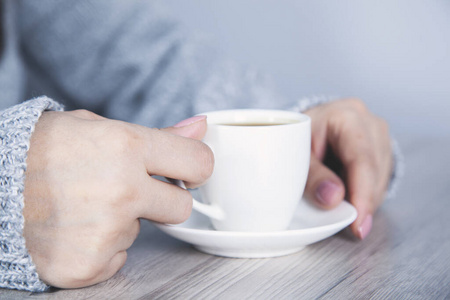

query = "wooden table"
[{"left": 1, "top": 136, "right": 449, "bottom": 299}]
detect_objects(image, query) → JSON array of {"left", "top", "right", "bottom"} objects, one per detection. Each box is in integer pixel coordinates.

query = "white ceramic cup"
[{"left": 176, "top": 109, "right": 311, "bottom": 232}]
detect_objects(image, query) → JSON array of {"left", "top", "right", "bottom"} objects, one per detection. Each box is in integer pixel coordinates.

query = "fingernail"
[
  {"left": 173, "top": 115, "right": 206, "bottom": 128},
  {"left": 316, "top": 180, "right": 341, "bottom": 206},
  {"left": 358, "top": 214, "right": 373, "bottom": 240}
]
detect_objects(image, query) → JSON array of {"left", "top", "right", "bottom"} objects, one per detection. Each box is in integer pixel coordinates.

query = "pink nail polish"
[
  {"left": 358, "top": 215, "right": 373, "bottom": 240},
  {"left": 173, "top": 115, "right": 206, "bottom": 128},
  {"left": 316, "top": 180, "right": 341, "bottom": 206}
]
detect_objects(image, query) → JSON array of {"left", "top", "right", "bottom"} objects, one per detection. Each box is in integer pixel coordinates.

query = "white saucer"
[{"left": 153, "top": 199, "right": 357, "bottom": 258}]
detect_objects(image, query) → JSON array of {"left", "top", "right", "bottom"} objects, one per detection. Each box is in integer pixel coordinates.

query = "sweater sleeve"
[
  {"left": 17, "top": 0, "right": 289, "bottom": 128},
  {"left": 0, "top": 96, "right": 63, "bottom": 292}
]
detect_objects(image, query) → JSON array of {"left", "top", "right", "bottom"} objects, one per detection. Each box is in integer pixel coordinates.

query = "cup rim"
[{"left": 197, "top": 109, "right": 310, "bottom": 127}]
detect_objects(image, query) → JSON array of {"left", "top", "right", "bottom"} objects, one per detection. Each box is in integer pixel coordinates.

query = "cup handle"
[{"left": 172, "top": 179, "right": 226, "bottom": 220}]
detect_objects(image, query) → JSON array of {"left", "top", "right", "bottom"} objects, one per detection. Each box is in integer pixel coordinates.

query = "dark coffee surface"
[
  {"left": 218, "top": 122, "right": 288, "bottom": 126},
  {"left": 217, "top": 119, "right": 298, "bottom": 126}
]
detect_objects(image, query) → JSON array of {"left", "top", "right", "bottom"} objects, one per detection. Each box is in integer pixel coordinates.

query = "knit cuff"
[
  {"left": 0, "top": 96, "right": 63, "bottom": 292},
  {"left": 292, "top": 95, "right": 403, "bottom": 200}
]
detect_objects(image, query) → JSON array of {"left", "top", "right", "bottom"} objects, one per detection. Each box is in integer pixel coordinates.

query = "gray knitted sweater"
[{"left": 0, "top": 0, "right": 401, "bottom": 292}]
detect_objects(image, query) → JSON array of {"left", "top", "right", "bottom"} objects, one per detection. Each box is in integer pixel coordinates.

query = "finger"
[
  {"left": 304, "top": 156, "right": 345, "bottom": 209},
  {"left": 327, "top": 116, "right": 378, "bottom": 239},
  {"left": 137, "top": 127, "right": 214, "bottom": 187},
  {"left": 115, "top": 219, "right": 141, "bottom": 252},
  {"left": 372, "top": 117, "right": 393, "bottom": 200},
  {"left": 95, "top": 251, "right": 128, "bottom": 285},
  {"left": 135, "top": 177, "right": 193, "bottom": 224},
  {"left": 345, "top": 157, "right": 377, "bottom": 240},
  {"left": 161, "top": 115, "right": 207, "bottom": 140},
  {"left": 160, "top": 116, "right": 209, "bottom": 188}
]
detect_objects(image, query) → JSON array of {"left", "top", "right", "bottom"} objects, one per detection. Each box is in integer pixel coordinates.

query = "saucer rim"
[{"left": 153, "top": 200, "right": 357, "bottom": 238}]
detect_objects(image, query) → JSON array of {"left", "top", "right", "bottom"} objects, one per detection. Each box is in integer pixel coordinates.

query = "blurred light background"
[{"left": 167, "top": 0, "right": 450, "bottom": 140}]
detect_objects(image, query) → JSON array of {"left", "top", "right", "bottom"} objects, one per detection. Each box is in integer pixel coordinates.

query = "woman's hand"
[
  {"left": 303, "top": 99, "right": 393, "bottom": 239},
  {"left": 23, "top": 111, "right": 213, "bottom": 288}
]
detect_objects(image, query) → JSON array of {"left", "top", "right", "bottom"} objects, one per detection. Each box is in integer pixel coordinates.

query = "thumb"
[
  {"left": 161, "top": 115, "right": 207, "bottom": 140},
  {"left": 304, "top": 155, "right": 345, "bottom": 209}
]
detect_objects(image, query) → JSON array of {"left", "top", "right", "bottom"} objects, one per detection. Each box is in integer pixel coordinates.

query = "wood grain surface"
[{"left": 1, "top": 137, "right": 449, "bottom": 299}]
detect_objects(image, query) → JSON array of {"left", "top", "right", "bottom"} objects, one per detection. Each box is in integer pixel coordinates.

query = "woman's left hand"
[{"left": 303, "top": 98, "right": 393, "bottom": 239}]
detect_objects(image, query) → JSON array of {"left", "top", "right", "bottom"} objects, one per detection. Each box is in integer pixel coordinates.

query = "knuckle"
[
  {"left": 344, "top": 98, "right": 368, "bottom": 114},
  {"left": 332, "top": 108, "right": 361, "bottom": 128},
  {"left": 50, "top": 258, "right": 105, "bottom": 287},
  {"left": 377, "top": 117, "right": 390, "bottom": 134},
  {"left": 87, "top": 228, "right": 111, "bottom": 254},
  {"left": 72, "top": 260, "right": 104, "bottom": 284},
  {"left": 106, "top": 122, "right": 140, "bottom": 154},
  {"left": 115, "top": 251, "right": 128, "bottom": 270},
  {"left": 194, "top": 142, "right": 215, "bottom": 182},
  {"left": 73, "top": 109, "right": 97, "bottom": 119},
  {"left": 340, "top": 108, "right": 360, "bottom": 120},
  {"left": 130, "top": 221, "right": 141, "bottom": 241},
  {"left": 173, "top": 189, "right": 193, "bottom": 223},
  {"left": 109, "top": 181, "right": 136, "bottom": 205},
  {"left": 99, "top": 224, "right": 124, "bottom": 249},
  {"left": 98, "top": 170, "right": 136, "bottom": 207}
]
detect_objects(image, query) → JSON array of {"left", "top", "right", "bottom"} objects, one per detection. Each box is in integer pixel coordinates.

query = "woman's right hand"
[{"left": 23, "top": 110, "right": 213, "bottom": 288}]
